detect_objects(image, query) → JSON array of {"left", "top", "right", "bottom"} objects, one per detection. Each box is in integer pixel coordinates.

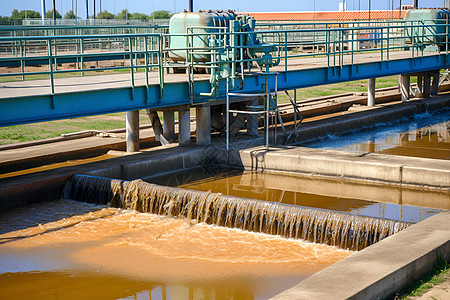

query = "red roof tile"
[{"left": 239, "top": 11, "right": 407, "bottom": 21}]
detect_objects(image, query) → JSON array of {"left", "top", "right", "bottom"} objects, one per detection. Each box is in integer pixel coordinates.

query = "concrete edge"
[
  {"left": 225, "top": 146, "right": 450, "bottom": 189},
  {"left": 271, "top": 210, "right": 450, "bottom": 300},
  {"left": 0, "top": 145, "right": 206, "bottom": 210}
]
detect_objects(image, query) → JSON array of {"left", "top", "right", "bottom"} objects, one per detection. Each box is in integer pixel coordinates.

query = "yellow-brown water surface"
[{"left": 0, "top": 200, "right": 352, "bottom": 299}]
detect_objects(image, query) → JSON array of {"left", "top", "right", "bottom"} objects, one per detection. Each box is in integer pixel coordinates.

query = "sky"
[{"left": 0, "top": 0, "right": 446, "bottom": 18}]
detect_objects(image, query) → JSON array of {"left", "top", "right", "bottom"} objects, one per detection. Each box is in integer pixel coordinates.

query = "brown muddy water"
[
  {"left": 149, "top": 169, "right": 444, "bottom": 224},
  {"left": 0, "top": 199, "right": 352, "bottom": 299},
  {"left": 302, "top": 111, "right": 450, "bottom": 160}
]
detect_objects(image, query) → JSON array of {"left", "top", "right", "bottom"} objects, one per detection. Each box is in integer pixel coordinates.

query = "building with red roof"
[{"left": 239, "top": 10, "right": 408, "bottom": 22}]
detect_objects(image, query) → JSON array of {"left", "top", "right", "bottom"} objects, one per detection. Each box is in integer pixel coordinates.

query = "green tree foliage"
[
  {"left": 97, "top": 10, "right": 115, "bottom": 19},
  {"left": 9, "top": 9, "right": 41, "bottom": 20},
  {"left": 64, "top": 10, "right": 76, "bottom": 19},
  {"left": 116, "top": 9, "right": 131, "bottom": 20},
  {"left": 150, "top": 10, "right": 172, "bottom": 19},
  {"left": 46, "top": 9, "right": 62, "bottom": 19},
  {"left": 130, "top": 12, "right": 149, "bottom": 20}
]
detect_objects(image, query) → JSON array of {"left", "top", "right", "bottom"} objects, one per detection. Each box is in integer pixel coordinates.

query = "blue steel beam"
[{"left": 1, "top": 54, "right": 449, "bottom": 127}]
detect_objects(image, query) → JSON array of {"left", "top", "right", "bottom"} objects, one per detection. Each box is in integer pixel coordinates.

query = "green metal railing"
[{"left": 0, "top": 20, "right": 448, "bottom": 103}]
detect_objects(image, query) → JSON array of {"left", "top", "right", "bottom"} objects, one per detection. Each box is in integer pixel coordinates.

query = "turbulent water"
[
  {"left": 0, "top": 200, "right": 352, "bottom": 299},
  {"left": 63, "top": 174, "right": 411, "bottom": 251}
]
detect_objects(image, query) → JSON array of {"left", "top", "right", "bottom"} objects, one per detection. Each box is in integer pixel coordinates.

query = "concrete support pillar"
[
  {"left": 423, "top": 73, "right": 431, "bottom": 98},
  {"left": 196, "top": 105, "right": 211, "bottom": 145},
  {"left": 417, "top": 75, "right": 423, "bottom": 98},
  {"left": 431, "top": 70, "right": 440, "bottom": 95},
  {"left": 146, "top": 109, "right": 163, "bottom": 142},
  {"left": 400, "top": 75, "right": 410, "bottom": 102},
  {"left": 368, "top": 78, "right": 376, "bottom": 106},
  {"left": 246, "top": 97, "right": 259, "bottom": 137},
  {"left": 163, "top": 111, "right": 175, "bottom": 142},
  {"left": 126, "top": 110, "right": 140, "bottom": 152},
  {"left": 178, "top": 108, "right": 191, "bottom": 145}
]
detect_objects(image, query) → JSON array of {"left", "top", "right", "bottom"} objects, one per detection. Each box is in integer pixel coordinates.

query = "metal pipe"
[
  {"left": 189, "top": 0, "right": 193, "bottom": 12},
  {"left": 41, "top": 0, "right": 46, "bottom": 25},
  {"left": 413, "top": 0, "right": 418, "bottom": 9},
  {"left": 53, "top": 0, "right": 57, "bottom": 25},
  {"left": 86, "top": 0, "right": 88, "bottom": 20}
]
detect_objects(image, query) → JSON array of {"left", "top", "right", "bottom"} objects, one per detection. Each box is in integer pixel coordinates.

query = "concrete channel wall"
[
  {"left": 271, "top": 210, "right": 450, "bottom": 300},
  {"left": 226, "top": 146, "right": 450, "bottom": 189}
]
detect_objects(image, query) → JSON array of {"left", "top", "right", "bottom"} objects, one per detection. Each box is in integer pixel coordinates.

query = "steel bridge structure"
[{"left": 0, "top": 20, "right": 449, "bottom": 149}]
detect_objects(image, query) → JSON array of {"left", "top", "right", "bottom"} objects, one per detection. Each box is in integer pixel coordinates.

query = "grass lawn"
[{"left": 395, "top": 256, "right": 449, "bottom": 299}]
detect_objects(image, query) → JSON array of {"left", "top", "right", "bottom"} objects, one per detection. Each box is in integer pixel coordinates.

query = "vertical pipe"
[
  {"left": 41, "top": 0, "right": 46, "bottom": 25},
  {"left": 189, "top": 0, "right": 193, "bottom": 12},
  {"left": 94, "top": 0, "right": 96, "bottom": 21},
  {"left": 368, "top": 78, "right": 376, "bottom": 106},
  {"left": 86, "top": 0, "right": 88, "bottom": 20},
  {"left": 53, "top": 0, "right": 57, "bottom": 25},
  {"left": 413, "top": 0, "right": 418, "bottom": 8},
  {"left": 126, "top": 110, "right": 140, "bottom": 152}
]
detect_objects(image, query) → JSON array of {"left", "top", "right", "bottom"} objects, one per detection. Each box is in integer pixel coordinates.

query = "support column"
[
  {"left": 163, "top": 110, "right": 175, "bottom": 142},
  {"left": 246, "top": 97, "right": 259, "bottom": 137},
  {"left": 178, "top": 107, "right": 191, "bottom": 145},
  {"left": 416, "top": 75, "right": 423, "bottom": 98},
  {"left": 146, "top": 109, "right": 163, "bottom": 142},
  {"left": 368, "top": 78, "right": 376, "bottom": 106},
  {"left": 431, "top": 70, "right": 440, "bottom": 95},
  {"left": 400, "top": 75, "right": 410, "bottom": 102},
  {"left": 423, "top": 73, "right": 431, "bottom": 98},
  {"left": 196, "top": 105, "right": 211, "bottom": 145},
  {"left": 126, "top": 110, "right": 140, "bottom": 152}
]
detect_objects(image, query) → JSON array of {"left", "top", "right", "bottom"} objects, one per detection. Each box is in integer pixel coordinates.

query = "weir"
[{"left": 63, "top": 174, "right": 411, "bottom": 251}]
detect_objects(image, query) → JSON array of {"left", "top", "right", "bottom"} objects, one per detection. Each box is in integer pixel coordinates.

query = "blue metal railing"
[{"left": 0, "top": 20, "right": 448, "bottom": 101}]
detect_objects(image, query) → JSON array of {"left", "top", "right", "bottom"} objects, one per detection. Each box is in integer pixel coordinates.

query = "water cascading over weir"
[{"left": 63, "top": 174, "right": 412, "bottom": 251}]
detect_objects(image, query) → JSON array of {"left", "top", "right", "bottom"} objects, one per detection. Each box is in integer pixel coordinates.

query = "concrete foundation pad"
[{"left": 272, "top": 210, "right": 450, "bottom": 300}]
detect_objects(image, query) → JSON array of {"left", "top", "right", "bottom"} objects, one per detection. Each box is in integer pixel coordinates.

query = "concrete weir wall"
[
  {"left": 272, "top": 210, "right": 450, "bottom": 300},
  {"left": 227, "top": 146, "right": 450, "bottom": 189}
]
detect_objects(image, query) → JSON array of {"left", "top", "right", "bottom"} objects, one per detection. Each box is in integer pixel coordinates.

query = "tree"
[
  {"left": 46, "top": 10, "right": 62, "bottom": 19},
  {"left": 64, "top": 10, "right": 76, "bottom": 19},
  {"left": 130, "top": 12, "right": 149, "bottom": 20},
  {"left": 116, "top": 9, "right": 131, "bottom": 20},
  {"left": 97, "top": 10, "right": 115, "bottom": 19},
  {"left": 10, "top": 9, "right": 21, "bottom": 20},
  {"left": 150, "top": 10, "right": 172, "bottom": 19},
  {"left": 8, "top": 9, "right": 40, "bottom": 20},
  {"left": 22, "top": 10, "right": 41, "bottom": 19}
]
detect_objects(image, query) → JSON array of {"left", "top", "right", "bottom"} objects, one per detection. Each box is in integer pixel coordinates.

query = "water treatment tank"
[
  {"left": 168, "top": 10, "right": 236, "bottom": 62},
  {"left": 404, "top": 9, "right": 450, "bottom": 46}
]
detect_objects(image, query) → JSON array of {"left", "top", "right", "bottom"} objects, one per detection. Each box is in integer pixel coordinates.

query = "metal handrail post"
[
  {"left": 128, "top": 37, "right": 135, "bottom": 100},
  {"left": 226, "top": 77, "right": 230, "bottom": 163},
  {"left": 80, "top": 38, "right": 84, "bottom": 76},
  {"left": 284, "top": 31, "right": 288, "bottom": 75},
  {"left": 265, "top": 74, "right": 269, "bottom": 150},
  {"left": 294, "top": 89, "right": 297, "bottom": 143},
  {"left": 20, "top": 39, "right": 24, "bottom": 80},
  {"left": 47, "top": 39, "right": 55, "bottom": 109},
  {"left": 144, "top": 36, "right": 149, "bottom": 101}
]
